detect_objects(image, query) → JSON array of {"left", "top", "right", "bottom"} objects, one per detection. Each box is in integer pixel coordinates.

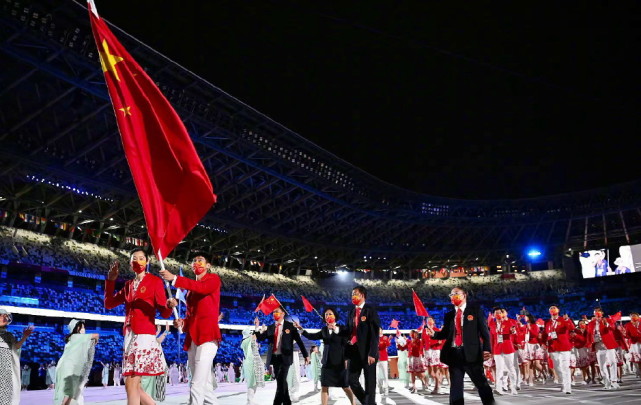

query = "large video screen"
[{"left": 578, "top": 244, "right": 638, "bottom": 279}]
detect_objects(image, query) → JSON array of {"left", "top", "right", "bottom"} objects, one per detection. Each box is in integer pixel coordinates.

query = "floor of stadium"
[{"left": 19, "top": 374, "right": 641, "bottom": 404}]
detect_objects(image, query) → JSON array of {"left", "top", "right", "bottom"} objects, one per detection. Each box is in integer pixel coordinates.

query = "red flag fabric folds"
[
  {"left": 412, "top": 290, "right": 429, "bottom": 317},
  {"left": 390, "top": 319, "right": 400, "bottom": 329},
  {"left": 257, "top": 294, "right": 281, "bottom": 315},
  {"left": 301, "top": 295, "right": 315, "bottom": 313},
  {"left": 610, "top": 311, "right": 622, "bottom": 322},
  {"left": 88, "top": 3, "right": 216, "bottom": 258}
]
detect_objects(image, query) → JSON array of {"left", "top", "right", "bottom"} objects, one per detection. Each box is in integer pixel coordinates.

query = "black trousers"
[
  {"left": 448, "top": 347, "right": 494, "bottom": 405},
  {"left": 271, "top": 355, "right": 291, "bottom": 405},
  {"left": 346, "top": 345, "right": 377, "bottom": 405}
]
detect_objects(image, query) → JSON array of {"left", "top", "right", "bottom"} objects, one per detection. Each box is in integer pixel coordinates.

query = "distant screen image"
[
  {"left": 579, "top": 249, "right": 609, "bottom": 279},
  {"left": 579, "top": 245, "right": 636, "bottom": 279}
]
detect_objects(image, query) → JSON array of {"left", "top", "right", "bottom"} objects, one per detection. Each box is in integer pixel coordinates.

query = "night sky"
[{"left": 94, "top": 1, "right": 641, "bottom": 199}]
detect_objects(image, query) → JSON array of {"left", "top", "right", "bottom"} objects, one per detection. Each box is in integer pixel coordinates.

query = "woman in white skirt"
[
  {"left": 104, "top": 250, "right": 173, "bottom": 405},
  {"left": 407, "top": 330, "right": 429, "bottom": 393}
]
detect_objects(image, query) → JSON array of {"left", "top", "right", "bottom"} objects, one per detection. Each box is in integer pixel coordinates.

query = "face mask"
[
  {"left": 352, "top": 296, "right": 362, "bottom": 305},
  {"left": 632, "top": 315, "right": 640, "bottom": 322},
  {"left": 193, "top": 263, "right": 207, "bottom": 276},
  {"left": 325, "top": 315, "right": 335, "bottom": 324},
  {"left": 579, "top": 324, "right": 586, "bottom": 329},
  {"left": 132, "top": 260, "right": 146, "bottom": 274},
  {"left": 549, "top": 308, "right": 559, "bottom": 316},
  {"left": 494, "top": 313, "right": 503, "bottom": 320},
  {"left": 273, "top": 312, "right": 283, "bottom": 321},
  {"left": 451, "top": 296, "right": 463, "bottom": 306},
  {"left": 428, "top": 320, "right": 434, "bottom": 327},
  {"left": 594, "top": 312, "right": 603, "bottom": 319}
]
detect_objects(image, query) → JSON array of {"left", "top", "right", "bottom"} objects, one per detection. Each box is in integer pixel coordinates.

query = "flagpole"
[
  {"left": 273, "top": 294, "right": 289, "bottom": 315},
  {"left": 157, "top": 249, "right": 182, "bottom": 334}
]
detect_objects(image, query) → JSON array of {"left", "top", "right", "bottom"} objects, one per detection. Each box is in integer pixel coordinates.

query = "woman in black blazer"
[{"left": 294, "top": 308, "right": 356, "bottom": 405}]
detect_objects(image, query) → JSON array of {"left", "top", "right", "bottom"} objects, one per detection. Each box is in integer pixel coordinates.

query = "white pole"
[{"left": 157, "top": 249, "right": 182, "bottom": 334}]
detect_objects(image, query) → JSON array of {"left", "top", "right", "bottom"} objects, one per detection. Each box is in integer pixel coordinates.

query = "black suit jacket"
[
  {"left": 255, "top": 320, "right": 309, "bottom": 366},
  {"left": 303, "top": 325, "right": 347, "bottom": 367},
  {"left": 338, "top": 303, "right": 381, "bottom": 361},
  {"left": 432, "top": 304, "right": 491, "bottom": 366}
]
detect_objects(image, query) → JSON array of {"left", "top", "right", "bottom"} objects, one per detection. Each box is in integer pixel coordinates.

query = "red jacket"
[
  {"left": 378, "top": 336, "right": 391, "bottom": 361},
  {"left": 624, "top": 321, "right": 641, "bottom": 344},
  {"left": 586, "top": 318, "right": 618, "bottom": 350},
  {"left": 489, "top": 318, "right": 517, "bottom": 354},
  {"left": 429, "top": 327, "right": 444, "bottom": 349},
  {"left": 409, "top": 338, "right": 423, "bottom": 357},
  {"left": 105, "top": 274, "right": 172, "bottom": 335},
  {"left": 513, "top": 323, "right": 527, "bottom": 350},
  {"left": 543, "top": 317, "right": 574, "bottom": 352},
  {"left": 526, "top": 323, "right": 541, "bottom": 344},
  {"left": 570, "top": 330, "right": 586, "bottom": 349},
  {"left": 175, "top": 272, "right": 221, "bottom": 350}
]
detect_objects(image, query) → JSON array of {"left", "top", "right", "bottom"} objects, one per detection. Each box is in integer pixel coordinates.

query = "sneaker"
[
  {"left": 581, "top": 381, "right": 588, "bottom": 385},
  {"left": 553, "top": 379, "right": 559, "bottom": 384},
  {"left": 493, "top": 389, "right": 504, "bottom": 396},
  {"left": 612, "top": 382, "right": 620, "bottom": 390},
  {"left": 565, "top": 391, "right": 572, "bottom": 395},
  {"left": 511, "top": 389, "right": 518, "bottom": 396}
]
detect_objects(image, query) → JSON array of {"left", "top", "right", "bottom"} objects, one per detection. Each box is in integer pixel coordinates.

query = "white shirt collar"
[
  {"left": 455, "top": 302, "right": 467, "bottom": 313},
  {"left": 356, "top": 301, "right": 366, "bottom": 310}
]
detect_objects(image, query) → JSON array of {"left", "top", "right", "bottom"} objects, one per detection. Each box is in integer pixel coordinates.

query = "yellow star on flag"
[
  {"left": 118, "top": 106, "right": 132, "bottom": 116},
  {"left": 99, "top": 39, "right": 124, "bottom": 81}
]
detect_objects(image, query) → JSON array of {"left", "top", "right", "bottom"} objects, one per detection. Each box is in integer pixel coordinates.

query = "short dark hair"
[
  {"left": 631, "top": 311, "right": 639, "bottom": 316},
  {"left": 593, "top": 307, "right": 604, "bottom": 313},
  {"left": 452, "top": 286, "right": 467, "bottom": 295},
  {"left": 352, "top": 285, "right": 367, "bottom": 299},
  {"left": 129, "top": 248, "right": 148, "bottom": 260},
  {"left": 190, "top": 252, "right": 210, "bottom": 263},
  {"left": 492, "top": 306, "right": 505, "bottom": 313}
]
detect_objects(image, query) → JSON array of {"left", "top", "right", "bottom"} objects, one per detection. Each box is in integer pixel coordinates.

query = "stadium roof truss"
[{"left": 3, "top": 0, "right": 641, "bottom": 274}]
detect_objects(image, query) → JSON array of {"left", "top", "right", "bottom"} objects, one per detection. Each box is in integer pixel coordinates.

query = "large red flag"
[
  {"left": 412, "top": 290, "right": 429, "bottom": 317},
  {"left": 301, "top": 295, "right": 315, "bottom": 313},
  {"left": 87, "top": 1, "right": 216, "bottom": 258}
]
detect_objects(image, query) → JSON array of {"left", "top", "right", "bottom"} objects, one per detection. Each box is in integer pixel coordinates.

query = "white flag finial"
[{"left": 88, "top": 0, "right": 100, "bottom": 19}]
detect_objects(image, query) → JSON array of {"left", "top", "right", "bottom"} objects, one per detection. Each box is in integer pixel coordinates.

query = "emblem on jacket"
[
  {"left": 361, "top": 316, "right": 367, "bottom": 322},
  {"left": 285, "top": 329, "right": 290, "bottom": 334},
  {"left": 140, "top": 286, "right": 146, "bottom": 294},
  {"left": 467, "top": 315, "right": 474, "bottom": 321}
]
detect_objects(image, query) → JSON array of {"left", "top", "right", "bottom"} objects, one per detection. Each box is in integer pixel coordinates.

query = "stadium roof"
[{"left": 2, "top": 0, "right": 641, "bottom": 274}]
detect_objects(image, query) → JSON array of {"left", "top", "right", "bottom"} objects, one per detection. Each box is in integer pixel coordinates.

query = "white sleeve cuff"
[{"left": 171, "top": 277, "right": 177, "bottom": 287}]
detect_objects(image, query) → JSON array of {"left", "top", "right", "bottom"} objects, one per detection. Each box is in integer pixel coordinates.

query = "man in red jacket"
[
  {"left": 376, "top": 328, "right": 391, "bottom": 397},
  {"left": 161, "top": 253, "right": 222, "bottom": 405},
  {"left": 543, "top": 305, "right": 574, "bottom": 394},
  {"left": 489, "top": 307, "right": 518, "bottom": 395},
  {"left": 105, "top": 248, "right": 173, "bottom": 405},
  {"left": 624, "top": 311, "right": 641, "bottom": 377},
  {"left": 586, "top": 307, "right": 620, "bottom": 390}
]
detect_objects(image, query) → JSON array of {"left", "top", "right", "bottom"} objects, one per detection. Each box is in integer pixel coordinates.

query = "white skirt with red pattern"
[
  {"left": 616, "top": 348, "right": 624, "bottom": 366},
  {"left": 517, "top": 348, "right": 527, "bottom": 364},
  {"left": 407, "top": 355, "right": 427, "bottom": 373},
  {"left": 575, "top": 347, "right": 591, "bottom": 369},
  {"left": 524, "top": 343, "right": 545, "bottom": 362},
  {"left": 122, "top": 332, "right": 166, "bottom": 377},
  {"left": 569, "top": 350, "right": 577, "bottom": 369},
  {"left": 630, "top": 342, "right": 641, "bottom": 363}
]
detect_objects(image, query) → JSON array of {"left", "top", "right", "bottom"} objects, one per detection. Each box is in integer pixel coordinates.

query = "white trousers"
[
  {"left": 494, "top": 353, "right": 517, "bottom": 391},
  {"left": 376, "top": 360, "right": 389, "bottom": 392},
  {"left": 596, "top": 348, "right": 617, "bottom": 388},
  {"left": 550, "top": 351, "right": 571, "bottom": 393},
  {"left": 187, "top": 341, "right": 219, "bottom": 405}
]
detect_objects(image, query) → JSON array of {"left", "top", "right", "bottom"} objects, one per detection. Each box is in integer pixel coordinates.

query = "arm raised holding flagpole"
[{"left": 157, "top": 249, "right": 182, "bottom": 334}]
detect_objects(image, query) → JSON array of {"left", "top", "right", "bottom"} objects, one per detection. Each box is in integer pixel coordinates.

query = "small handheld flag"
[{"left": 412, "top": 289, "right": 429, "bottom": 317}]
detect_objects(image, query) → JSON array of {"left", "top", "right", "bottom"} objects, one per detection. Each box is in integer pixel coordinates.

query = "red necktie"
[
  {"left": 273, "top": 323, "right": 280, "bottom": 353},
  {"left": 350, "top": 307, "right": 361, "bottom": 344},
  {"left": 455, "top": 308, "right": 463, "bottom": 347}
]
